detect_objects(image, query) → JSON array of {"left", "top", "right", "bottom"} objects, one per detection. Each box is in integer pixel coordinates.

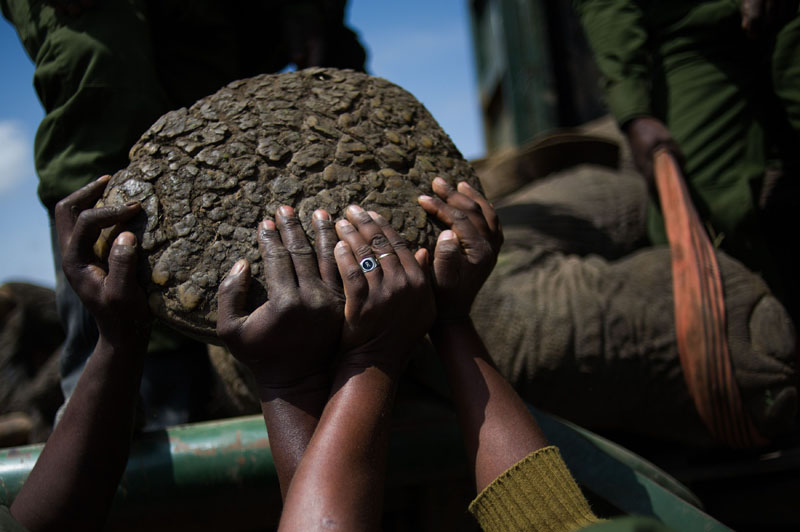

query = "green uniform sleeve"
[
  {"left": 573, "top": 0, "right": 652, "bottom": 126},
  {"left": 468, "top": 446, "right": 601, "bottom": 532}
]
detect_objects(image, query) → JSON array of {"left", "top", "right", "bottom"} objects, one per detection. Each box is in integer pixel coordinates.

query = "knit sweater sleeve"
[{"left": 468, "top": 446, "right": 601, "bottom": 532}]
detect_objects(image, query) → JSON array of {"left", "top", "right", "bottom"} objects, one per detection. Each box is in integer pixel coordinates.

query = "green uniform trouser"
[
  {"left": 645, "top": 3, "right": 800, "bottom": 298},
  {"left": 0, "top": 0, "right": 365, "bottom": 211},
  {"left": 0, "top": 0, "right": 365, "bottom": 425}
]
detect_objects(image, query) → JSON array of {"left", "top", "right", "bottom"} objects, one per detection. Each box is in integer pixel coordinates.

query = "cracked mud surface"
[{"left": 100, "top": 68, "right": 482, "bottom": 343}]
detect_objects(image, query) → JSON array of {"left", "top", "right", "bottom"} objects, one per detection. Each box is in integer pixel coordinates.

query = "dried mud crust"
[{"left": 101, "top": 68, "right": 482, "bottom": 343}]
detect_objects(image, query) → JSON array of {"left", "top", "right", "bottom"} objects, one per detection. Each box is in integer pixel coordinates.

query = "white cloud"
[{"left": 0, "top": 120, "right": 34, "bottom": 195}]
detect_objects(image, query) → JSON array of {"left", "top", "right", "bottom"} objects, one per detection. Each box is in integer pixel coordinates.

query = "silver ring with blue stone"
[{"left": 359, "top": 257, "right": 379, "bottom": 273}]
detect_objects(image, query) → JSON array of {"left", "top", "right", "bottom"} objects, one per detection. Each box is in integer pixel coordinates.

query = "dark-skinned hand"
[
  {"left": 624, "top": 116, "right": 683, "bottom": 186},
  {"left": 217, "top": 206, "right": 344, "bottom": 391},
  {"left": 418, "top": 177, "right": 503, "bottom": 322},
  {"left": 53, "top": 175, "right": 150, "bottom": 347},
  {"left": 742, "top": 0, "right": 799, "bottom": 40},
  {"left": 333, "top": 205, "right": 435, "bottom": 375}
]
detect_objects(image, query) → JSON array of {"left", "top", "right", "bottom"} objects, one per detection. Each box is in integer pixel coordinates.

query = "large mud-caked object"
[{"left": 100, "top": 68, "right": 481, "bottom": 342}]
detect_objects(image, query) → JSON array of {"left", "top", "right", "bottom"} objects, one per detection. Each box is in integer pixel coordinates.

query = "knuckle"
[
  {"left": 353, "top": 211, "right": 374, "bottom": 226},
  {"left": 337, "top": 221, "right": 357, "bottom": 234},
  {"left": 369, "top": 233, "right": 390, "bottom": 249},
  {"left": 354, "top": 244, "right": 373, "bottom": 257},
  {"left": 108, "top": 253, "right": 135, "bottom": 272},
  {"left": 464, "top": 199, "right": 482, "bottom": 214},
  {"left": 344, "top": 266, "right": 364, "bottom": 283},
  {"left": 280, "top": 215, "right": 304, "bottom": 231},
  {"left": 389, "top": 237, "right": 409, "bottom": 250},
  {"left": 258, "top": 226, "right": 277, "bottom": 243},
  {"left": 314, "top": 217, "right": 335, "bottom": 233},
  {"left": 264, "top": 245, "right": 290, "bottom": 261},
  {"left": 76, "top": 209, "right": 95, "bottom": 225},
  {"left": 54, "top": 198, "right": 70, "bottom": 217},
  {"left": 450, "top": 208, "right": 469, "bottom": 222},
  {"left": 285, "top": 240, "right": 314, "bottom": 256}
]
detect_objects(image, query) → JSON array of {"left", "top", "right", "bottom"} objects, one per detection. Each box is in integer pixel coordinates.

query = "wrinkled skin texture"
[
  {"left": 216, "top": 206, "right": 344, "bottom": 388},
  {"left": 333, "top": 205, "right": 435, "bottom": 371},
  {"left": 100, "top": 68, "right": 482, "bottom": 342}
]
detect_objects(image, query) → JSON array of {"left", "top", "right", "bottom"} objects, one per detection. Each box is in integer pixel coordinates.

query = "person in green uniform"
[
  {"left": 574, "top": 0, "right": 800, "bottom": 318},
  {"left": 0, "top": 0, "right": 366, "bottom": 428}
]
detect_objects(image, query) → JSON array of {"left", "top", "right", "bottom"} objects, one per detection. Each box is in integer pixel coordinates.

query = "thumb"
[
  {"left": 217, "top": 259, "right": 251, "bottom": 338},
  {"left": 106, "top": 231, "right": 139, "bottom": 298},
  {"left": 433, "top": 230, "right": 461, "bottom": 287}
]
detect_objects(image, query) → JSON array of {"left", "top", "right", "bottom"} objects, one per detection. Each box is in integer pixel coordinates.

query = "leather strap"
[{"left": 653, "top": 149, "right": 766, "bottom": 448}]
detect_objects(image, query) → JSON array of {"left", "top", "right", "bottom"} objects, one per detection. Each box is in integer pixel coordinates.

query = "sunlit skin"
[
  {"left": 10, "top": 174, "right": 558, "bottom": 532},
  {"left": 11, "top": 176, "right": 150, "bottom": 532}
]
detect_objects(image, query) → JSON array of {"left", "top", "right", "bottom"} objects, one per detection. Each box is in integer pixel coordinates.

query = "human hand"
[
  {"left": 742, "top": 0, "right": 799, "bottom": 40},
  {"left": 333, "top": 205, "right": 435, "bottom": 375},
  {"left": 418, "top": 178, "right": 503, "bottom": 322},
  {"left": 217, "top": 206, "right": 344, "bottom": 391},
  {"left": 624, "top": 116, "right": 683, "bottom": 185},
  {"left": 54, "top": 175, "right": 150, "bottom": 346}
]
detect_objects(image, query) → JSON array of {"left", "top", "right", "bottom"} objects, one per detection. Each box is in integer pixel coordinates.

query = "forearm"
[
  {"left": 431, "top": 319, "right": 548, "bottom": 491},
  {"left": 257, "top": 375, "right": 330, "bottom": 499},
  {"left": 279, "top": 363, "right": 398, "bottom": 532},
  {"left": 11, "top": 334, "right": 147, "bottom": 531}
]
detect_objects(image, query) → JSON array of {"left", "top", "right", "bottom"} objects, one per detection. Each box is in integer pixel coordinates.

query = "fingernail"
[
  {"left": 125, "top": 200, "right": 140, "bottom": 208},
  {"left": 313, "top": 209, "right": 329, "bottom": 221},
  {"left": 418, "top": 195, "right": 432, "bottom": 201},
  {"left": 116, "top": 232, "right": 135, "bottom": 246},
  {"left": 336, "top": 219, "right": 352, "bottom": 228},
  {"left": 278, "top": 205, "right": 294, "bottom": 217},
  {"left": 97, "top": 175, "right": 111, "bottom": 183},
  {"left": 458, "top": 181, "right": 472, "bottom": 190},
  {"left": 367, "top": 210, "right": 381, "bottom": 221},
  {"left": 347, "top": 204, "right": 364, "bottom": 215},
  {"left": 231, "top": 259, "right": 246, "bottom": 275},
  {"left": 433, "top": 177, "right": 447, "bottom": 187},
  {"left": 260, "top": 219, "right": 276, "bottom": 231},
  {"left": 439, "top": 230, "right": 456, "bottom": 241},
  {"left": 334, "top": 241, "right": 349, "bottom": 254}
]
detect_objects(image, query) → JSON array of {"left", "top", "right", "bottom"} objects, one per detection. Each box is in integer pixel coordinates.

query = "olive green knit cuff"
[{"left": 468, "top": 446, "right": 601, "bottom": 532}]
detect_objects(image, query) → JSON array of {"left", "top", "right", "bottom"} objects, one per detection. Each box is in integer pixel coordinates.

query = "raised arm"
[
  {"left": 419, "top": 178, "right": 548, "bottom": 490},
  {"left": 278, "top": 205, "right": 435, "bottom": 532},
  {"left": 420, "top": 178, "right": 599, "bottom": 532},
  {"left": 216, "top": 206, "right": 344, "bottom": 499},
  {"left": 10, "top": 176, "right": 150, "bottom": 531}
]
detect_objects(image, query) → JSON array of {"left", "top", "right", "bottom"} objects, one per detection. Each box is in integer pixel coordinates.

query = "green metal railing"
[{"left": 0, "top": 408, "right": 732, "bottom": 531}]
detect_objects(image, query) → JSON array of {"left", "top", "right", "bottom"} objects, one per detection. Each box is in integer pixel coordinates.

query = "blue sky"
[{"left": 0, "top": 1, "right": 484, "bottom": 288}]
